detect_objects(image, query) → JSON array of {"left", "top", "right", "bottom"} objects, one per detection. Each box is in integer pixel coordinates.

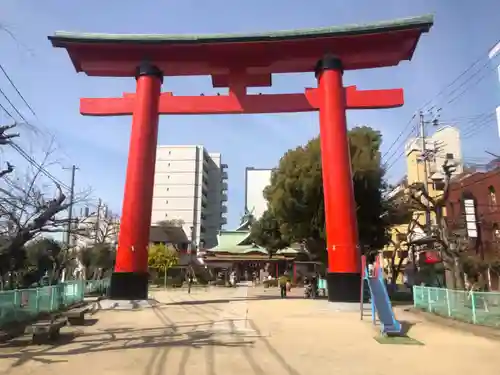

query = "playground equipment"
[{"left": 360, "top": 255, "right": 403, "bottom": 335}]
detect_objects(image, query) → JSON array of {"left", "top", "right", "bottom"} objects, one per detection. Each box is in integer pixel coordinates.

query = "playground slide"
[{"left": 367, "top": 277, "right": 403, "bottom": 335}]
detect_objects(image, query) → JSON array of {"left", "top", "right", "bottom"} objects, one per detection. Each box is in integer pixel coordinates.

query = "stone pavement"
[{"left": 0, "top": 285, "right": 498, "bottom": 375}]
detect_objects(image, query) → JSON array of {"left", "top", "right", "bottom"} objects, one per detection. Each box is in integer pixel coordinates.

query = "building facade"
[
  {"left": 406, "top": 125, "right": 463, "bottom": 189},
  {"left": 151, "top": 145, "right": 228, "bottom": 249},
  {"left": 446, "top": 164, "right": 500, "bottom": 289},
  {"left": 383, "top": 126, "right": 464, "bottom": 284},
  {"left": 244, "top": 167, "right": 273, "bottom": 220}
]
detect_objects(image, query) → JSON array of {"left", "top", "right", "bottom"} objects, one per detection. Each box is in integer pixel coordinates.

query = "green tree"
[
  {"left": 20, "top": 238, "right": 65, "bottom": 287},
  {"left": 148, "top": 243, "right": 179, "bottom": 272},
  {"left": 79, "top": 243, "right": 116, "bottom": 279},
  {"left": 250, "top": 209, "right": 289, "bottom": 257},
  {"left": 263, "top": 126, "right": 387, "bottom": 260}
]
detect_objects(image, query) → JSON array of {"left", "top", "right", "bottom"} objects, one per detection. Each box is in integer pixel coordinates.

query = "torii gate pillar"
[
  {"left": 110, "top": 63, "right": 163, "bottom": 299},
  {"left": 316, "top": 56, "right": 360, "bottom": 301}
]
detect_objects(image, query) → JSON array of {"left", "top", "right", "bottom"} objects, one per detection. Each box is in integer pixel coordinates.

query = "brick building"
[{"left": 446, "top": 164, "right": 500, "bottom": 289}]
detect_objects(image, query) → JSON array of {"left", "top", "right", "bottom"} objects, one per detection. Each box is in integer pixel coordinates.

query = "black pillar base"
[
  {"left": 326, "top": 272, "right": 363, "bottom": 303},
  {"left": 109, "top": 272, "right": 149, "bottom": 300}
]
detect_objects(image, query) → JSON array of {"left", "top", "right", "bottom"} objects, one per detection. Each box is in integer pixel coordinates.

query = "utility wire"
[
  {"left": 0, "top": 64, "right": 37, "bottom": 118},
  {"left": 0, "top": 102, "right": 14, "bottom": 120},
  {"left": 9, "top": 142, "right": 71, "bottom": 191},
  {"left": 383, "top": 38, "right": 500, "bottom": 171},
  {"left": 0, "top": 86, "right": 28, "bottom": 123}
]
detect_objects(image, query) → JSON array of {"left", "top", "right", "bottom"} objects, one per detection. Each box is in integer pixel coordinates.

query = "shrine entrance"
[{"left": 49, "top": 15, "right": 433, "bottom": 302}]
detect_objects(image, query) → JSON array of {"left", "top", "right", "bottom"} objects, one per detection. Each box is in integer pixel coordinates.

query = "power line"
[
  {"left": 0, "top": 64, "right": 37, "bottom": 118},
  {"left": 382, "top": 114, "right": 417, "bottom": 160},
  {"left": 382, "top": 38, "right": 500, "bottom": 171},
  {"left": 9, "top": 142, "right": 71, "bottom": 190},
  {"left": 0, "top": 101, "right": 14, "bottom": 120},
  {"left": 0, "top": 86, "right": 28, "bottom": 123},
  {"left": 420, "top": 38, "right": 499, "bottom": 112},
  {"left": 443, "top": 64, "right": 497, "bottom": 108}
]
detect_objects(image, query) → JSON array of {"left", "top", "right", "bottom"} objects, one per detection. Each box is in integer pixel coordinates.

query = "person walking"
[{"left": 279, "top": 272, "right": 289, "bottom": 298}]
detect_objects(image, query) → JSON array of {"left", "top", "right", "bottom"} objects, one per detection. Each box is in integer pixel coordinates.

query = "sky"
[{"left": 1, "top": 0, "right": 499, "bottom": 229}]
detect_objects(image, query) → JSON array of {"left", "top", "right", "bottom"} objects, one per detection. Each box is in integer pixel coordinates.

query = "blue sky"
[{"left": 1, "top": 0, "right": 499, "bottom": 228}]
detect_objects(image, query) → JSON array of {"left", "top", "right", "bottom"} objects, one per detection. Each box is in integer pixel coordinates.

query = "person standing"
[{"left": 279, "top": 272, "right": 289, "bottom": 298}]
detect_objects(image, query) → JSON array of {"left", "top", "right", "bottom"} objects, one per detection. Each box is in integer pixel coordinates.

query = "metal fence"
[
  {"left": 0, "top": 279, "right": 110, "bottom": 328},
  {"left": 413, "top": 285, "right": 500, "bottom": 327}
]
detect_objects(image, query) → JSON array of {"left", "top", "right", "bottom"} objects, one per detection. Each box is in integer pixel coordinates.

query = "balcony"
[
  {"left": 221, "top": 163, "right": 228, "bottom": 169},
  {"left": 221, "top": 182, "right": 228, "bottom": 191},
  {"left": 221, "top": 171, "right": 228, "bottom": 180},
  {"left": 220, "top": 217, "right": 227, "bottom": 225},
  {"left": 221, "top": 193, "right": 228, "bottom": 202},
  {"left": 221, "top": 205, "right": 227, "bottom": 213}
]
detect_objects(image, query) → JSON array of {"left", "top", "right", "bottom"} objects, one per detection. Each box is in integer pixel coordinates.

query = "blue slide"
[{"left": 366, "top": 272, "right": 403, "bottom": 335}]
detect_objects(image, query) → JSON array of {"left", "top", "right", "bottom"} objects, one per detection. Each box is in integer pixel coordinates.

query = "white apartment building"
[
  {"left": 244, "top": 167, "right": 273, "bottom": 220},
  {"left": 151, "top": 145, "right": 228, "bottom": 249}
]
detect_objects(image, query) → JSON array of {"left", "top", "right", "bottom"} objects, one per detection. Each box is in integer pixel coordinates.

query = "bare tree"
[
  {"left": 403, "top": 160, "right": 470, "bottom": 288},
  {"left": 72, "top": 209, "right": 120, "bottom": 280},
  {"left": 0, "top": 123, "right": 91, "bottom": 288}
]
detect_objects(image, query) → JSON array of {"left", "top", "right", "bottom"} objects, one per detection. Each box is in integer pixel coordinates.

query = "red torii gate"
[{"left": 49, "top": 14, "right": 433, "bottom": 302}]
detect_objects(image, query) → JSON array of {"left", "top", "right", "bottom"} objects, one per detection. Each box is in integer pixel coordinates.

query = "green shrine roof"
[
  {"left": 206, "top": 230, "right": 306, "bottom": 256},
  {"left": 50, "top": 15, "right": 433, "bottom": 45},
  {"left": 208, "top": 230, "right": 268, "bottom": 255}
]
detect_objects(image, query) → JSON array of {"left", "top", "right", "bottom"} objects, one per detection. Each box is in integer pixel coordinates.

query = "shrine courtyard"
[{"left": 0, "top": 286, "right": 497, "bottom": 375}]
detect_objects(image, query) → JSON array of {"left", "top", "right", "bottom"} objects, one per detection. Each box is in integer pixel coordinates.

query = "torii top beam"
[
  {"left": 49, "top": 15, "right": 433, "bottom": 78},
  {"left": 48, "top": 15, "right": 433, "bottom": 116}
]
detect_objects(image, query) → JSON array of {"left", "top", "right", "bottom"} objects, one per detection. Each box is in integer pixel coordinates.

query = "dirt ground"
[{"left": 0, "top": 285, "right": 498, "bottom": 375}]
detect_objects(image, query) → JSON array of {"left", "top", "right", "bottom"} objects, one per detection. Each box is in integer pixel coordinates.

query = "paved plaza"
[{"left": 0, "top": 285, "right": 498, "bottom": 375}]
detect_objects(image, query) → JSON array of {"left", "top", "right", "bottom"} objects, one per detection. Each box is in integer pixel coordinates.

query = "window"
[
  {"left": 168, "top": 151, "right": 171, "bottom": 155},
  {"left": 433, "top": 181, "right": 445, "bottom": 191},
  {"left": 166, "top": 187, "right": 169, "bottom": 191},
  {"left": 167, "top": 175, "right": 170, "bottom": 179},
  {"left": 166, "top": 200, "right": 169, "bottom": 204},
  {"left": 446, "top": 153, "right": 454, "bottom": 160},
  {"left": 494, "top": 224, "right": 500, "bottom": 240},
  {"left": 489, "top": 186, "right": 497, "bottom": 211},
  {"left": 168, "top": 163, "right": 170, "bottom": 167}
]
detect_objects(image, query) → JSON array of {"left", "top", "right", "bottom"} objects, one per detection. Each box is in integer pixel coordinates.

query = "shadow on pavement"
[
  {"left": 399, "top": 320, "right": 417, "bottom": 336},
  {"left": 0, "top": 299, "right": 303, "bottom": 375},
  {"left": 0, "top": 320, "right": 254, "bottom": 368},
  {"left": 161, "top": 294, "right": 307, "bottom": 306}
]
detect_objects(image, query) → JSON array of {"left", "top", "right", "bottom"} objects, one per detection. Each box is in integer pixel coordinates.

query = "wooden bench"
[
  {"left": 26, "top": 318, "right": 67, "bottom": 345},
  {"left": 63, "top": 304, "right": 92, "bottom": 326}
]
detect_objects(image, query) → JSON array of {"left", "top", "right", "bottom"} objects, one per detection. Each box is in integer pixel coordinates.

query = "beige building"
[
  {"left": 383, "top": 126, "right": 464, "bottom": 281},
  {"left": 405, "top": 125, "right": 463, "bottom": 202},
  {"left": 151, "top": 145, "right": 228, "bottom": 249}
]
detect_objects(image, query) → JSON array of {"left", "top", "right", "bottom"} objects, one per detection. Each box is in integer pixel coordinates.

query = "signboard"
[
  {"left": 424, "top": 251, "right": 441, "bottom": 264},
  {"left": 463, "top": 199, "right": 478, "bottom": 238}
]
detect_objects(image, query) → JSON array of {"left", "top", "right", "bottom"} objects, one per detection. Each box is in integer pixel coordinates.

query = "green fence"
[
  {"left": 0, "top": 278, "right": 110, "bottom": 328},
  {"left": 413, "top": 286, "right": 500, "bottom": 327}
]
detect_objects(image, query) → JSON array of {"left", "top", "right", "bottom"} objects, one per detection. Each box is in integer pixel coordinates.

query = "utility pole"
[
  {"left": 418, "top": 109, "right": 441, "bottom": 232},
  {"left": 418, "top": 111, "right": 431, "bottom": 230},
  {"left": 63, "top": 165, "right": 79, "bottom": 247},
  {"left": 94, "top": 198, "right": 102, "bottom": 244}
]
